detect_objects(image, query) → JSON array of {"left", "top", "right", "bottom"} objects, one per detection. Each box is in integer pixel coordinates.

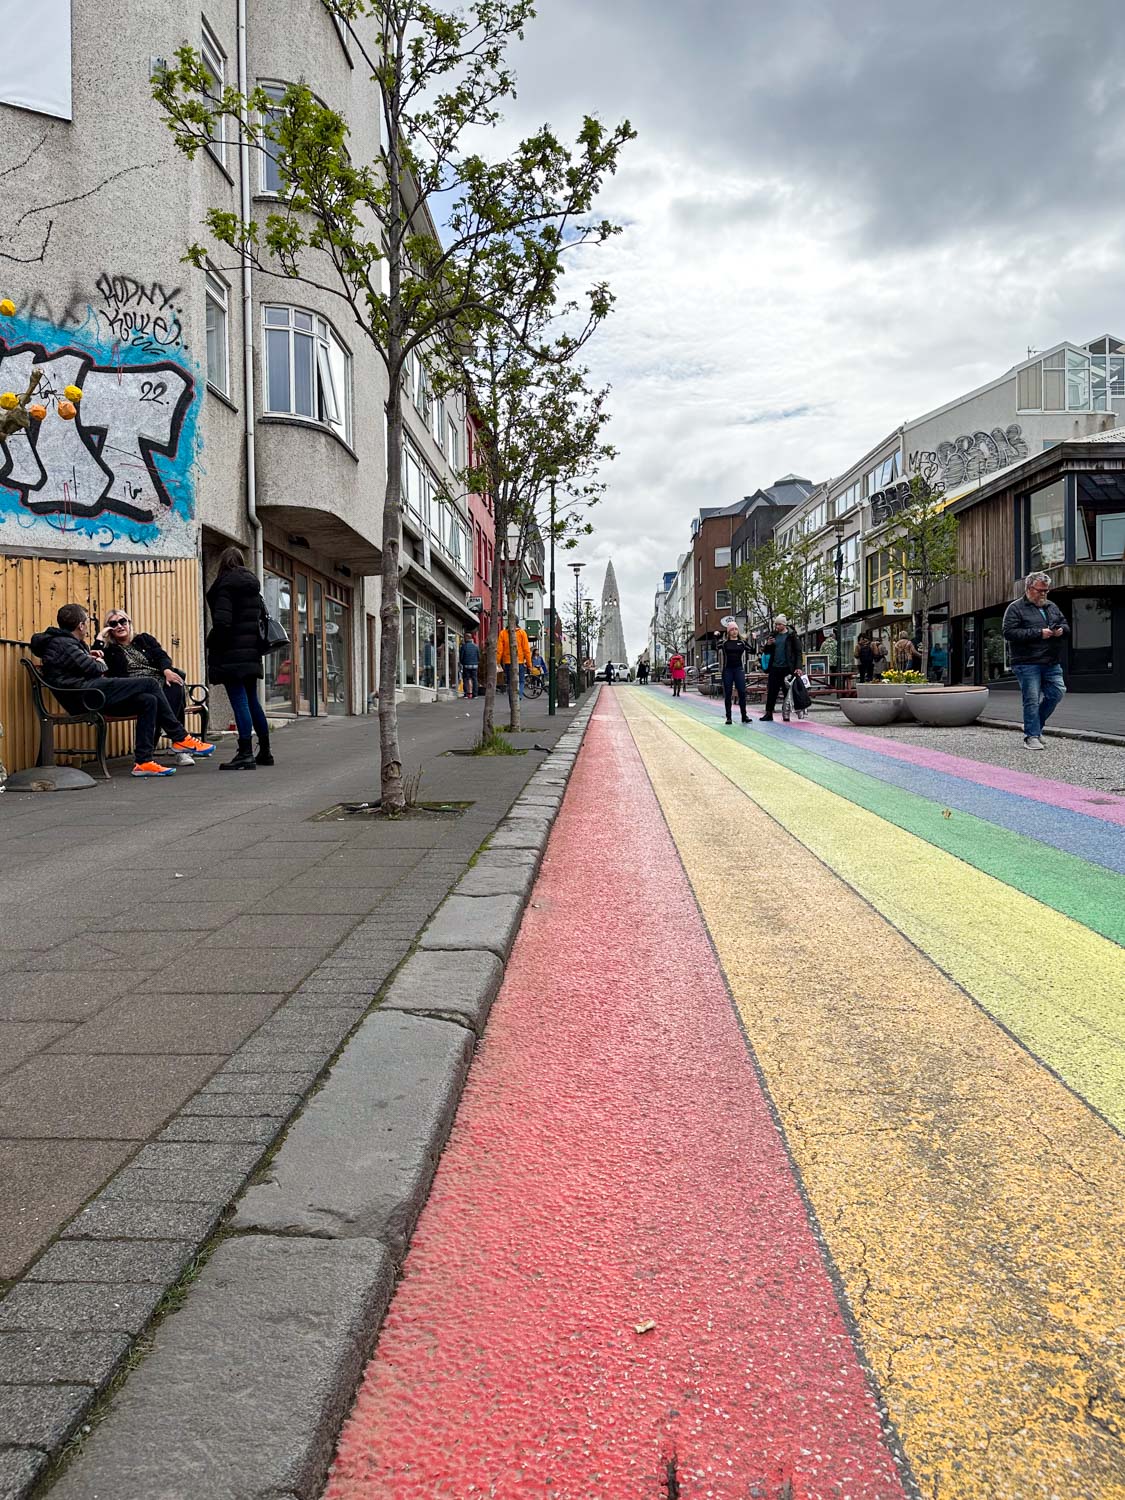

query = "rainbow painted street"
[{"left": 328, "top": 687, "right": 1125, "bottom": 1500}]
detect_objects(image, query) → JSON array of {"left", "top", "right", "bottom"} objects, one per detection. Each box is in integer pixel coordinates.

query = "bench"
[{"left": 21, "top": 658, "right": 210, "bottom": 780}]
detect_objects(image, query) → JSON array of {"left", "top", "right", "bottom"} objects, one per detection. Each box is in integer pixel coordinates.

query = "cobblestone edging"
[{"left": 0, "top": 695, "right": 597, "bottom": 1500}]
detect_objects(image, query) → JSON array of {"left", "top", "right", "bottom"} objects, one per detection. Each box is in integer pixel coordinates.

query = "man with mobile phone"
[{"left": 1002, "top": 572, "right": 1070, "bottom": 751}]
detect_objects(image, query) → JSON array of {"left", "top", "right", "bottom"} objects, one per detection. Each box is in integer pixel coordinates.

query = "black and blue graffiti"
[
  {"left": 0, "top": 341, "right": 195, "bottom": 525},
  {"left": 908, "top": 424, "right": 1029, "bottom": 489},
  {"left": 94, "top": 275, "right": 187, "bottom": 356}
]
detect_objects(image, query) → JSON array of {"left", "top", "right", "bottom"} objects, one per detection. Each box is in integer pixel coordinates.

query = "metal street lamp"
[
  {"left": 833, "top": 517, "right": 845, "bottom": 691},
  {"left": 569, "top": 561, "right": 585, "bottom": 692}
]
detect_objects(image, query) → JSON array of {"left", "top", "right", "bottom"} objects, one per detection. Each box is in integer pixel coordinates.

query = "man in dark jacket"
[
  {"left": 459, "top": 632, "right": 480, "bottom": 699},
  {"left": 31, "top": 604, "right": 212, "bottom": 777},
  {"left": 761, "top": 615, "right": 801, "bottom": 721},
  {"left": 1002, "top": 571, "right": 1070, "bottom": 750}
]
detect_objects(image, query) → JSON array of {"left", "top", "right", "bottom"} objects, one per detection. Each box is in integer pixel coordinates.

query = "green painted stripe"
[{"left": 658, "top": 694, "right": 1125, "bottom": 948}]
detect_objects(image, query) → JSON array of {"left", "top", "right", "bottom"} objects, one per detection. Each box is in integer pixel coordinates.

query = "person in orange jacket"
[{"left": 497, "top": 621, "right": 532, "bottom": 697}]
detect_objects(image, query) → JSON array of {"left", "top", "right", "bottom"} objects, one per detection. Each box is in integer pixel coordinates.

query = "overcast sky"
[{"left": 495, "top": 0, "right": 1125, "bottom": 655}]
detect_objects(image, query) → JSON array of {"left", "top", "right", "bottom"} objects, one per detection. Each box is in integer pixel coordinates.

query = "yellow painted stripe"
[
  {"left": 621, "top": 696, "right": 1125, "bottom": 1500},
  {"left": 631, "top": 690, "right": 1125, "bottom": 1130}
]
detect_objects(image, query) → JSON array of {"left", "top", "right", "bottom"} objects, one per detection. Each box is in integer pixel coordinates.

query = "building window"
[
  {"left": 447, "top": 414, "right": 460, "bottom": 468},
  {"left": 715, "top": 590, "right": 732, "bottom": 610},
  {"left": 205, "top": 269, "right": 229, "bottom": 395},
  {"left": 1027, "top": 478, "right": 1066, "bottom": 570},
  {"left": 1018, "top": 362, "right": 1043, "bottom": 411},
  {"left": 259, "top": 82, "right": 287, "bottom": 193},
  {"left": 1070, "top": 597, "right": 1113, "bottom": 675},
  {"left": 263, "top": 305, "right": 352, "bottom": 444},
  {"left": 865, "top": 549, "right": 905, "bottom": 612},
  {"left": 714, "top": 546, "right": 731, "bottom": 569},
  {"left": 1067, "top": 350, "right": 1091, "bottom": 412},
  {"left": 201, "top": 18, "right": 226, "bottom": 170},
  {"left": 1043, "top": 351, "right": 1065, "bottom": 412},
  {"left": 1076, "top": 475, "right": 1125, "bottom": 562}
]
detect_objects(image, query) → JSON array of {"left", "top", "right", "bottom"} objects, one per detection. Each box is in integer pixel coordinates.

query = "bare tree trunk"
[
  {"left": 481, "top": 530, "right": 503, "bottom": 741},
  {"left": 378, "top": 376, "right": 405, "bottom": 811},
  {"left": 506, "top": 538, "right": 522, "bottom": 733}
]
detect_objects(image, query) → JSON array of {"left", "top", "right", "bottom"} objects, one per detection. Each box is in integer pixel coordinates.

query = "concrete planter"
[
  {"left": 840, "top": 696, "right": 905, "bottom": 727},
  {"left": 905, "top": 685, "right": 990, "bottom": 727},
  {"left": 855, "top": 682, "right": 916, "bottom": 722}
]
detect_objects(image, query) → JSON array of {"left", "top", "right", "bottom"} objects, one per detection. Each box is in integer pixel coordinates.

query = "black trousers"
[
  {"left": 62, "top": 678, "right": 187, "bottom": 761},
  {"left": 722, "top": 666, "right": 747, "bottom": 719},
  {"left": 764, "top": 669, "right": 789, "bottom": 718},
  {"left": 672, "top": 679, "right": 683, "bottom": 696},
  {"left": 857, "top": 665, "right": 874, "bottom": 683}
]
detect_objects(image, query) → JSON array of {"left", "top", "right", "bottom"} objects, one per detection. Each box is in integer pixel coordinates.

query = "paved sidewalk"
[
  {"left": 978, "top": 686, "right": 1125, "bottom": 737},
  {"left": 0, "top": 694, "right": 575, "bottom": 1287}
]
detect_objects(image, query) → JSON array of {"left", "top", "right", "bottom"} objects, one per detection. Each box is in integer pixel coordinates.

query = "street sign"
[{"left": 467, "top": 596, "right": 483, "bottom": 614}]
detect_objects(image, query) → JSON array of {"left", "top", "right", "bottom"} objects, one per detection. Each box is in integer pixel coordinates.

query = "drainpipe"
[{"left": 236, "top": 0, "right": 262, "bottom": 578}]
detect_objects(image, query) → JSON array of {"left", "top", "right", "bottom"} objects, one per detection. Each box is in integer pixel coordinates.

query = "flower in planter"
[{"left": 882, "top": 669, "right": 926, "bottom": 684}]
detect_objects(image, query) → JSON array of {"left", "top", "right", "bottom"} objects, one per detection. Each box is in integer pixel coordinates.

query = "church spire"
[{"left": 596, "top": 560, "right": 628, "bottom": 666}]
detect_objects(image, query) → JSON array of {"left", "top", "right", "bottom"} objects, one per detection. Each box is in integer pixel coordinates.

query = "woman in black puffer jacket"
[{"left": 206, "top": 546, "right": 273, "bottom": 770}]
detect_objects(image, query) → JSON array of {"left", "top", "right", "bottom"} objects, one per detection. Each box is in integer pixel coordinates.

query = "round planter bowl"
[
  {"left": 905, "top": 685, "right": 990, "bottom": 727},
  {"left": 840, "top": 696, "right": 906, "bottom": 727},
  {"left": 855, "top": 682, "right": 916, "bottom": 722}
]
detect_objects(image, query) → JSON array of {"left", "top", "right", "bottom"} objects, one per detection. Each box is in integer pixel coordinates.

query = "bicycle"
[{"left": 524, "top": 672, "right": 544, "bottom": 699}]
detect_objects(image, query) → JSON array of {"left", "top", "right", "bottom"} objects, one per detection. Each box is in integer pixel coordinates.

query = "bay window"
[{"left": 263, "top": 306, "right": 352, "bottom": 444}]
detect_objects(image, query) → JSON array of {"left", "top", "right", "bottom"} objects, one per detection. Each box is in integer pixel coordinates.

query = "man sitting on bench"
[{"left": 30, "top": 604, "right": 214, "bottom": 778}]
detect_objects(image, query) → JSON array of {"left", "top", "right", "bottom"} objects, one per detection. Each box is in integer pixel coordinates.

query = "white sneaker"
[
  {"left": 1023, "top": 736, "right": 1045, "bottom": 751},
  {"left": 175, "top": 751, "right": 195, "bottom": 766}
]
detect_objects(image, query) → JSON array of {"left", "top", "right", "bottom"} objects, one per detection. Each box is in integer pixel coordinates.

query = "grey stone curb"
[
  {"left": 978, "top": 715, "right": 1125, "bottom": 747},
  {"left": 5, "top": 691, "right": 599, "bottom": 1500}
]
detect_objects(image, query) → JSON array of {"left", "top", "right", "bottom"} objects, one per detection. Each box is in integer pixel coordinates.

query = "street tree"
[
  {"left": 729, "top": 540, "right": 797, "bottom": 633},
  {"left": 154, "top": 0, "right": 631, "bottom": 809},
  {"left": 655, "top": 609, "right": 692, "bottom": 660},
  {"left": 788, "top": 532, "right": 837, "bottom": 639},
  {"left": 879, "top": 473, "right": 969, "bottom": 677}
]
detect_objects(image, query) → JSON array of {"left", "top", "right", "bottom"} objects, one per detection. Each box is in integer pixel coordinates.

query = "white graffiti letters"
[{"left": 0, "top": 342, "right": 195, "bottom": 524}]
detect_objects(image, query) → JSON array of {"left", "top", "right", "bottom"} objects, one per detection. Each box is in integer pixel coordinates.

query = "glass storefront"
[
  {"left": 927, "top": 615, "right": 950, "bottom": 682},
  {"left": 1070, "top": 596, "right": 1113, "bottom": 676},
  {"left": 959, "top": 615, "right": 977, "bottom": 684},
  {"left": 1076, "top": 477, "right": 1125, "bottom": 562},
  {"left": 1028, "top": 479, "right": 1067, "bottom": 570},
  {"left": 981, "top": 610, "right": 1011, "bottom": 682},
  {"left": 263, "top": 569, "right": 295, "bottom": 711},
  {"left": 262, "top": 545, "right": 351, "bottom": 714}
]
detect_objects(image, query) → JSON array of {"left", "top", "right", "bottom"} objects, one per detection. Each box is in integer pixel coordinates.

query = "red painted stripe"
[{"left": 325, "top": 695, "right": 910, "bottom": 1500}]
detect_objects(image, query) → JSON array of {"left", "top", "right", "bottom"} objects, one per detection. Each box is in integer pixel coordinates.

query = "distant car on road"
[{"left": 600, "top": 661, "right": 632, "bottom": 683}]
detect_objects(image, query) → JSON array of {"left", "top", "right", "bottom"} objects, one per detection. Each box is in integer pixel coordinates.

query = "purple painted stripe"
[{"left": 792, "top": 718, "right": 1125, "bottom": 828}]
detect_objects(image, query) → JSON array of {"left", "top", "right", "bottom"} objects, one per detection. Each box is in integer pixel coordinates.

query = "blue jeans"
[
  {"left": 1012, "top": 663, "right": 1065, "bottom": 739},
  {"left": 227, "top": 677, "right": 270, "bottom": 740}
]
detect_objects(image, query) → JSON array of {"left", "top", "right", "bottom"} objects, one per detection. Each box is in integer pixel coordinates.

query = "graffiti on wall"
[
  {"left": 0, "top": 285, "right": 200, "bottom": 556},
  {"left": 908, "top": 423, "right": 1029, "bottom": 490}
]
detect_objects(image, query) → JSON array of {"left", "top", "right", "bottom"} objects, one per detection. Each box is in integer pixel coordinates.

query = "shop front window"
[
  {"left": 446, "top": 625, "right": 460, "bottom": 691},
  {"left": 982, "top": 611, "right": 1011, "bottom": 682},
  {"left": 401, "top": 590, "right": 418, "bottom": 686},
  {"left": 927, "top": 616, "right": 950, "bottom": 683},
  {"left": 419, "top": 604, "right": 437, "bottom": 687},
  {"left": 960, "top": 615, "right": 977, "bottom": 684},
  {"left": 1027, "top": 479, "right": 1066, "bottom": 570},
  {"left": 324, "top": 597, "right": 350, "bottom": 714},
  {"left": 1070, "top": 596, "right": 1113, "bottom": 675},
  {"left": 263, "top": 569, "right": 294, "bottom": 710}
]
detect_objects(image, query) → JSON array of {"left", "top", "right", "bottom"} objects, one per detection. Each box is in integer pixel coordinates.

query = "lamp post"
[
  {"left": 569, "top": 561, "right": 585, "bottom": 693},
  {"left": 548, "top": 480, "right": 557, "bottom": 716},
  {"left": 833, "top": 517, "right": 845, "bottom": 691}
]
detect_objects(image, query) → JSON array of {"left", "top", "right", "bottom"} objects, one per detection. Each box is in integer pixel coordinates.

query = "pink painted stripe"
[{"left": 791, "top": 718, "right": 1125, "bottom": 828}]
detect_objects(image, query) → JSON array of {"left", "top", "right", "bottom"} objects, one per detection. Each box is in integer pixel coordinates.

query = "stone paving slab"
[
  {"left": 0, "top": 1384, "right": 92, "bottom": 1450},
  {"left": 25, "top": 1240, "right": 195, "bottom": 1286},
  {"left": 48, "top": 1236, "right": 396, "bottom": 1500},
  {"left": 0, "top": 1054, "right": 225, "bottom": 1140},
  {"left": 418, "top": 892, "right": 526, "bottom": 960},
  {"left": 233, "top": 1012, "right": 473, "bottom": 1258},
  {"left": 0, "top": 1330, "right": 130, "bottom": 1387},
  {"left": 381, "top": 949, "right": 504, "bottom": 1034}
]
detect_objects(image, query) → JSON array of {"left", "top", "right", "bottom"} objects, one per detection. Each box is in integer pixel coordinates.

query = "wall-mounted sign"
[
  {"left": 0, "top": 0, "right": 72, "bottom": 119},
  {"left": 886, "top": 596, "right": 913, "bottom": 617},
  {"left": 467, "top": 595, "right": 483, "bottom": 614}
]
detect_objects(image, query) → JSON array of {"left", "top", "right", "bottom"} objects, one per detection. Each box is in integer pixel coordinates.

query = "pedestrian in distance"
[
  {"left": 892, "top": 635, "right": 921, "bottom": 672},
  {"left": 459, "top": 631, "right": 480, "bottom": 699},
  {"left": 871, "top": 636, "right": 888, "bottom": 679},
  {"left": 854, "top": 633, "right": 875, "bottom": 683},
  {"left": 206, "top": 546, "right": 274, "bottom": 771},
  {"left": 1002, "top": 571, "right": 1070, "bottom": 751},
  {"left": 96, "top": 609, "right": 212, "bottom": 766},
  {"left": 668, "top": 651, "right": 686, "bottom": 696},
  {"left": 761, "top": 615, "right": 801, "bottom": 721},
  {"left": 604, "top": 661, "right": 616, "bottom": 685},
  {"left": 637, "top": 659, "right": 650, "bottom": 685},
  {"left": 31, "top": 604, "right": 213, "bottom": 777},
  {"left": 715, "top": 622, "right": 751, "bottom": 724}
]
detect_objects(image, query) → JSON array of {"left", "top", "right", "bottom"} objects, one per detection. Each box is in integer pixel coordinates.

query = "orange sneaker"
[
  {"left": 172, "top": 736, "right": 215, "bottom": 757},
  {"left": 132, "top": 761, "right": 176, "bottom": 777}
]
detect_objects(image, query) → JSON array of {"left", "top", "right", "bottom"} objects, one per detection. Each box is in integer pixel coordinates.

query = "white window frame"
[
  {"left": 714, "top": 546, "right": 731, "bottom": 569},
  {"left": 258, "top": 82, "right": 287, "bottom": 194},
  {"left": 201, "top": 17, "right": 227, "bottom": 170},
  {"left": 262, "top": 304, "right": 353, "bottom": 444},
  {"left": 715, "top": 589, "right": 732, "bottom": 611},
  {"left": 205, "top": 268, "right": 230, "bottom": 396}
]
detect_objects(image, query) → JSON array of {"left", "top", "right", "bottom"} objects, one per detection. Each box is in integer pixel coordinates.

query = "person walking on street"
[
  {"left": 604, "top": 661, "right": 616, "bottom": 685},
  {"left": 893, "top": 635, "right": 920, "bottom": 672},
  {"left": 854, "top": 633, "right": 875, "bottom": 683},
  {"left": 1003, "top": 571, "right": 1070, "bottom": 751},
  {"left": 761, "top": 616, "right": 801, "bottom": 721},
  {"left": 637, "top": 659, "right": 650, "bottom": 685},
  {"left": 31, "top": 604, "right": 212, "bottom": 777},
  {"left": 206, "top": 547, "right": 273, "bottom": 770},
  {"left": 716, "top": 622, "right": 751, "bottom": 724},
  {"left": 871, "top": 636, "right": 888, "bottom": 679},
  {"left": 459, "top": 632, "right": 480, "bottom": 699},
  {"left": 668, "top": 651, "right": 686, "bottom": 696}
]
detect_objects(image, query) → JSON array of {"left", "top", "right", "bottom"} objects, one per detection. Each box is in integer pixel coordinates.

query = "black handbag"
[{"left": 258, "top": 602, "right": 289, "bottom": 655}]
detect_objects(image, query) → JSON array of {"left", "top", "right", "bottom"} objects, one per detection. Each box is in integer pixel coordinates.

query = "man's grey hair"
[
  {"left": 1025, "top": 571, "right": 1052, "bottom": 591},
  {"left": 774, "top": 614, "right": 788, "bottom": 626}
]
